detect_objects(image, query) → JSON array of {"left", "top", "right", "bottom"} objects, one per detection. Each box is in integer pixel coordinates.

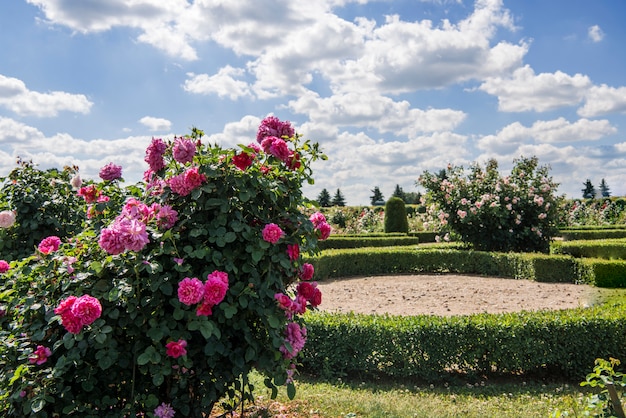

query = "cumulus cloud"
[
  {"left": 139, "top": 116, "right": 172, "bottom": 132},
  {"left": 588, "top": 25, "right": 604, "bottom": 42},
  {"left": 578, "top": 84, "right": 626, "bottom": 117},
  {"left": 477, "top": 66, "right": 591, "bottom": 112},
  {"left": 0, "top": 74, "right": 92, "bottom": 117},
  {"left": 184, "top": 67, "right": 252, "bottom": 100}
]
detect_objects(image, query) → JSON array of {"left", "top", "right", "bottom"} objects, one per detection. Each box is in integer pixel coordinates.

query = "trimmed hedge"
[
  {"left": 307, "top": 247, "right": 626, "bottom": 287},
  {"left": 559, "top": 229, "right": 626, "bottom": 241},
  {"left": 302, "top": 305, "right": 626, "bottom": 382},
  {"left": 551, "top": 239, "right": 626, "bottom": 260},
  {"left": 317, "top": 236, "right": 420, "bottom": 250}
]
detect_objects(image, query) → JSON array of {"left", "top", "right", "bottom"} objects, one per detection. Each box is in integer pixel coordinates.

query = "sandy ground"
[{"left": 316, "top": 274, "right": 606, "bottom": 316}]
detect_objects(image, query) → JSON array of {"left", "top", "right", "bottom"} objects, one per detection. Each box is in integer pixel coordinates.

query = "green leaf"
[
  {"left": 223, "top": 304, "right": 237, "bottom": 319},
  {"left": 137, "top": 352, "right": 152, "bottom": 366},
  {"left": 200, "top": 320, "right": 215, "bottom": 339},
  {"left": 287, "top": 382, "right": 296, "bottom": 400}
]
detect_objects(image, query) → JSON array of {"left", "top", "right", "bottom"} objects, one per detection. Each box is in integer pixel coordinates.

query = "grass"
[{"left": 212, "top": 372, "right": 593, "bottom": 417}]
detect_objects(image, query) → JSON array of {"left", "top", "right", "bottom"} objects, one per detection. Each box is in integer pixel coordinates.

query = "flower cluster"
[
  {"left": 0, "top": 260, "right": 9, "bottom": 274},
  {"left": 98, "top": 199, "right": 177, "bottom": 254},
  {"left": 172, "top": 137, "right": 196, "bottom": 164},
  {"left": 54, "top": 294, "right": 102, "bottom": 334},
  {"left": 256, "top": 115, "right": 295, "bottom": 142},
  {"left": 167, "top": 166, "right": 206, "bottom": 196},
  {"left": 280, "top": 322, "right": 306, "bottom": 359},
  {"left": 145, "top": 138, "right": 168, "bottom": 172},
  {"left": 177, "top": 270, "right": 229, "bottom": 316},
  {"left": 310, "top": 212, "right": 332, "bottom": 240}
]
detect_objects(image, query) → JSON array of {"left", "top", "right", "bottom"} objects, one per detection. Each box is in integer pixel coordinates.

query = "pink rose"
[
  {"left": 262, "top": 223, "right": 284, "bottom": 244},
  {"left": 165, "top": 339, "right": 187, "bottom": 358},
  {"left": 280, "top": 322, "right": 307, "bottom": 359},
  {"left": 0, "top": 260, "right": 9, "bottom": 274},
  {"left": 286, "top": 244, "right": 300, "bottom": 261},
  {"left": 232, "top": 152, "right": 255, "bottom": 171},
  {"left": 299, "top": 263, "right": 314, "bottom": 281},
  {"left": 70, "top": 295, "right": 102, "bottom": 326},
  {"left": 99, "top": 162, "right": 123, "bottom": 181},
  {"left": 0, "top": 210, "right": 16, "bottom": 228},
  {"left": 145, "top": 138, "right": 167, "bottom": 172},
  {"left": 29, "top": 345, "right": 52, "bottom": 365},
  {"left": 316, "top": 222, "right": 332, "bottom": 240},
  {"left": 177, "top": 277, "right": 204, "bottom": 306},
  {"left": 77, "top": 185, "right": 99, "bottom": 203},
  {"left": 309, "top": 212, "right": 327, "bottom": 228},
  {"left": 172, "top": 137, "right": 196, "bottom": 164},
  {"left": 203, "top": 273, "right": 229, "bottom": 306},
  {"left": 38, "top": 236, "right": 61, "bottom": 254},
  {"left": 256, "top": 116, "right": 294, "bottom": 143}
]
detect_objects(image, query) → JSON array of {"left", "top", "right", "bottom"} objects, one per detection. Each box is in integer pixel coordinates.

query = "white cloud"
[
  {"left": 289, "top": 91, "right": 466, "bottom": 137},
  {"left": 0, "top": 74, "right": 92, "bottom": 117},
  {"left": 139, "top": 116, "right": 172, "bottom": 132},
  {"left": 183, "top": 67, "right": 252, "bottom": 100},
  {"left": 477, "top": 65, "right": 591, "bottom": 112},
  {"left": 578, "top": 84, "right": 626, "bottom": 117},
  {"left": 588, "top": 25, "right": 604, "bottom": 42}
]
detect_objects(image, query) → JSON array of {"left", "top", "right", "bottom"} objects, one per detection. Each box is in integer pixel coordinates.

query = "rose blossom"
[
  {"left": 316, "top": 222, "right": 331, "bottom": 240},
  {"left": 0, "top": 210, "right": 16, "bottom": 228},
  {"left": 286, "top": 243, "right": 300, "bottom": 261},
  {"left": 29, "top": 345, "right": 52, "bottom": 365},
  {"left": 232, "top": 152, "right": 255, "bottom": 171},
  {"left": 99, "top": 162, "right": 123, "bottom": 181},
  {"left": 299, "top": 263, "right": 314, "bottom": 281},
  {"left": 262, "top": 223, "right": 284, "bottom": 244},
  {"left": 173, "top": 137, "right": 196, "bottom": 164},
  {"left": 70, "top": 295, "right": 102, "bottom": 326},
  {"left": 154, "top": 402, "right": 176, "bottom": 418},
  {"left": 280, "top": 322, "right": 307, "bottom": 359},
  {"left": 177, "top": 277, "right": 204, "bottom": 306},
  {"left": 165, "top": 339, "right": 187, "bottom": 358},
  {"left": 70, "top": 174, "right": 82, "bottom": 189},
  {"left": 256, "top": 116, "right": 295, "bottom": 143},
  {"left": 77, "top": 185, "right": 99, "bottom": 203},
  {"left": 0, "top": 260, "right": 9, "bottom": 274},
  {"left": 203, "top": 272, "right": 229, "bottom": 306},
  {"left": 145, "top": 138, "right": 168, "bottom": 172},
  {"left": 38, "top": 236, "right": 61, "bottom": 254}
]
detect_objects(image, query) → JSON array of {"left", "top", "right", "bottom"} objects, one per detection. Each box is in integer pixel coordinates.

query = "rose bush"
[
  {"left": 0, "top": 118, "right": 327, "bottom": 416},
  {"left": 418, "top": 157, "right": 561, "bottom": 252}
]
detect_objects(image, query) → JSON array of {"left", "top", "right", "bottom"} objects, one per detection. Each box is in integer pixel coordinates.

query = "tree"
[
  {"left": 391, "top": 184, "right": 406, "bottom": 202},
  {"left": 599, "top": 178, "right": 611, "bottom": 198},
  {"left": 404, "top": 191, "right": 422, "bottom": 205},
  {"left": 317, "top": 188, "right": 331, "bottom": 207},
  {"left": 331, "top": 188, "right": 346, "bottom": 206},
  {"left": 370, "top": 186, "right": 384, "bottom": 205},
  {"left": 582, "top": 179, "right": 596, "bottom": 199},
  {"left": 384, "top": 197, "right": 409, "bottom": 233}
]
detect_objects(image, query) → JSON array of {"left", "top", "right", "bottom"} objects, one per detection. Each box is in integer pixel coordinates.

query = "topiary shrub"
[
  {"left": 0, "top": 117, "right": 329, "bottom": 417},
  {"left": 384, "top": 197, "right": 409, "bottom": 233}
]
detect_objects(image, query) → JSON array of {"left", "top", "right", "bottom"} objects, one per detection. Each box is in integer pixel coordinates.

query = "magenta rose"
[
  {"left": 99, "top": 162, "right": 123, "bottom": 181},
  {"left": 177, "top": 277, "right": 204, "bottom": 306},
  {"left": 165, "top": 339, "right": 187, "bottom": 358},
  {"left": 38, "top": 236, "right": 61, "bottom": 254},
  {"left": 29, "top": 345, "right": 52, "bottom": 365},
  {"left": 262, "top": 223, "right": 284, "bottom": 244},
  {"left": 0, "top": 260, "right": 9, "bottom": 274}
]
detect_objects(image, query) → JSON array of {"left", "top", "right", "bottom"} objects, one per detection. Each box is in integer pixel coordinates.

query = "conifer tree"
[
  {"left": 391, "top": 184, "right": 406, "bottom": 202},
  {"left": 599, "top": 178, "right": 611, "bottom": 197},
  {"left": 317, "top": 188, "right": 332, "bottom": 207},
  {"left": 582, "top": 179, "right": 596, "bottom": 199},
  {"left": 370, "top": 186, "right": 384, "bottom": 205},
  {"left": 331, "top": 188, "right": 346, "bottom": 206}
]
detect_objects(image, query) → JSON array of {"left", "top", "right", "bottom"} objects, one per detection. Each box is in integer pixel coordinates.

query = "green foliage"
[
  {"left": 419, "top": 157, "right": 561, "bottom": 253},
  {"left": 302, "top": 305, "right": 626, "bottom": 382},
  {"left": 552, "top": 239, "right": 626, "bottom": 259},
  {"left": 0, "top": 161, "right": 86, "bottom": 261},
  {"left": 559, "top": 229, "right": 626, "bottom": 241},
  {"left": 0, "top": 123, "right": 326, "bottom": 416},
  {"left": 553, "top": 358, "right": 626, "bottom": 417},
  {"left": 384, "top": 197, "right": 409, "bottom": 233}
]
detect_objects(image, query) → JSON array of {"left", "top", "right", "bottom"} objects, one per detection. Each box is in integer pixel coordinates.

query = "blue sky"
[{"left": 1, "top": 0, "right": 625, "bottom": 205}]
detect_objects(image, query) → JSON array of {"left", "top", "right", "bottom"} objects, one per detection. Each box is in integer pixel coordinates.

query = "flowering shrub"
[
  {"left": 0, "top": 161, "right": 87, "bottom": 261},
  {"left": 0, "top": 118, "right": 326, "bottom": 416},
  {"left": 418, "top": 157, "right": 561, "bottom": 252}
]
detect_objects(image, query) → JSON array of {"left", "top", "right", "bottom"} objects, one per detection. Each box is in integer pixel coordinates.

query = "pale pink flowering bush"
[
  {"left": 99, "top": 162, "right": 123, "bottom": 181},
  {"left": 38, "top": 236, "right": 61, "bottom": 254},
  {"left": 262, "top": 223, "right": 284, "bottom": 244},
  {"left": 0, "top": 210, "right": 16, "bottom": 228},
  {"left": 29, "top": 345, "right": 52, "bottom": 365},
  {"left": 172, "top": 137, "right": 196, "bottom": 164}
]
